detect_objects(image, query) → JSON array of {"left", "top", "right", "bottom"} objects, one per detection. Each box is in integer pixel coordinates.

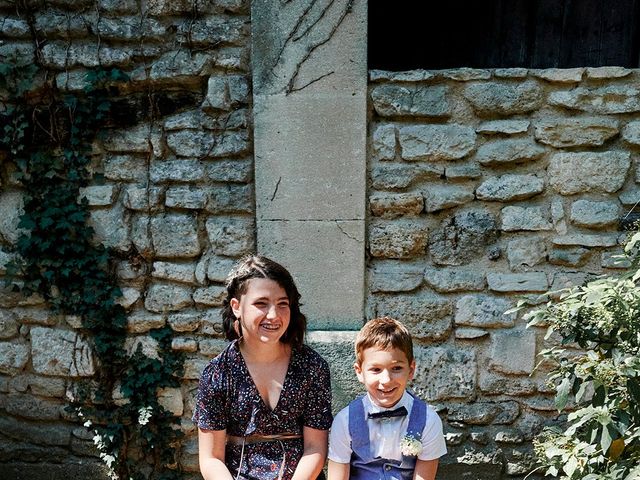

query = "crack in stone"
[
  {"left": 270, "top": 177, "right": 282, "bottom": 201},
  {"left": 289, "top": 70, "right": 334, "bottom": 93},
  {"left": 335, "top": 220, "right": 363, "bottom": 243}
]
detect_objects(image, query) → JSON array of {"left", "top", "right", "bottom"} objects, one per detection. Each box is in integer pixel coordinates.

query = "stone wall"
[
  {"left": 0, "top": 0, "right": 252, "bottom": 478},
  {"left": 367, "top": 66, "right": 639, "bottom": 478}
]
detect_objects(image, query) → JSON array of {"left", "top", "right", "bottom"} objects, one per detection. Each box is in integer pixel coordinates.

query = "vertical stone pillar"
[{"left": 252, "top": 0, "right": 367, "bottom": 329}]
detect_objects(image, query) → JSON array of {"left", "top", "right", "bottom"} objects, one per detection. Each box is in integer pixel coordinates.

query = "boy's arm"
[
  {"left": 413, "top": 458, "right": 439, "bottom": 480},
  {"left": 328, "top": 459, "right": 350, "bottom": 480}
]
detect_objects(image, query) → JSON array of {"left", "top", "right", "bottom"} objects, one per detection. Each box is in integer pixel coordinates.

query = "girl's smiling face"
[
  {"left": 230, "top": 278, "right": 291, "bottom": 344},
  {"left": 354, "top": 347, "right": 415, "bottom": 408}
]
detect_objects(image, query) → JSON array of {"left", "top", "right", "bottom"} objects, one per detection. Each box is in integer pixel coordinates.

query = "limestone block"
[
  {"left": 586, "top": 66, "right": 631, "bottom": 79},
  {"left": 549, "top": 247, "right": 590, "bottom": 267},
  {"left": 570, "top": 199, "right": 619, "bottom": 228},
  {"left": 13, "top": 308, "right": 55, "bottom": 326},
  {"left": 99, "top": 0, "right": 138, "bottom": 13},
  {"left": 455, "top": 295, "right": 515, "bottom": 328},
  {"left": 166, "top": 130, "right": 249, "bottom": 158},
  {"left": 206, "top": 216, "right": 255, "bottom": 256},
  {"left": 463, "top": 80, "right": 543, "bottom": 115},
  {"left": 152, "top": 261, "right": 197, "bottom": 284},
  {"left": 533, "top": 68, "right": 584, "bottom": 83},
  {"left": 102, "top": 124, "right": 152, "bottom": 153},
  {"left": 602, "top": 250, "right": 632, "bottom": 269},
  {"left": 179, "top": 16, "right": 248, "bottom": 48},
  {"left": 150, "top": 214, "right": 201, "bottom": 258},
  {"left": 9, "top": 374, "right": 65, "bottom": 397},
  {"left": 413, "top": 347, "right": 476, "bottom": 401},
  {"left": 0, "top": 310, "right": 19, "bottom": 339},
  {"left": 104, "top": 154, "right": 146, "bottom": 182},
  {"left": 206, "top": 184, "right": 254, "bottom": 214},
  {"left": 371, "top": 163, "right": 443, "bottom": 190},
  {"left": 479, "top": 371, "right": 537, "bottom": 395},
  {"left": 41, "top": 42, "right": 132, "bottom": 69},
  {"left": 550, "top": 272, "right": 592, "bottom": 292},
  {"left": 501, "top": 206, "right": 551, "bottom": 231},
  {"left": 212, "top": 46, "right": 249, "bottom": 71},
  {"left": 150, "top": 159, "right": 205, "bottom": 183},
  {"left": 78, "top": 185, "right": 115, "bottom": 206},
  {"left": 165, "top": 187, "right": 208, "bottom": 210},
  {"left": 369, "top": 192, "right": 423, "bottom": 218},
  {"left": 182, "top": 356, "right": 210, "bottom": 380},
  {"left": 552, "top": 233, "right": 618, "bottom": 247},
  {"left": 423, "top": 268, "right": 485, "bottom": 293},
  {"left": 487, "top": 272, "right": 548, "bottom": 292},
  {"left": 495, "top": 431, "right": 525, "bottom": 443},
  {"left": 168, "top": 313, "right": 201, "bottom": 333},
  {"left": 0, "top": 342, "right": 29, "bottom": 375},
  {"left": 476, "top": 138, "right": 545, "bottom": 166},
  {"left": 30, "top": 327, "right": 94, "bottom": 377},
  {"left": 35, "top": 10, "right": 91, "bottom": 37},
  {"left": 371, "top": 124, "right": 396, "bottom": 161},
  {"left": 171, "top": 337, "right": 198, "bottom": 352},
  {"left": 444, "top": 162, "right": 482, "bottom": 180},
  {"left": 193, "top": 286, "right": 226, "bottom": 307},
  {"left": 550, "top": 85, "right": 640, "bottom": 114},
  {"left": 88, "top": 204, "right": 130, "bottom": 252},
  {"left": 149, "top": 51, "right": 212, "bottom": 80},
  {"left": 131, "top": 215, "right": 153, "bottom": 257},
  {"left": 158, "top": 387, "right": 184, "bottom": 416},
  {"left": 399, "top": 124, "right": 476, "bottom": 161},
  {"left": 619, "top": 188, "right": 640, "bottom": 206},
  {"left": 0, "top": 248, "right": 15, "bottom": 275},
  {"left": 507, "top": 237, "right": 547, "bottom": 269},
  {"left": 144, "top": 284, "right": 193, "bottom": 313},
  {"left": 489, "top": 329, "right": 537, "bottom": 375},
  {"left": 369, "top": 220, "right": 428, "bottom": 259},
  {"left": 115, "top": 287, "right": 141, "bottom": 309},
  {"left": 207, "top": 256, "right": 237, "bottom": 282},
  {"left": 534, "top": 117, "right": 618, "bottom": 147},
  {"left": 476, "top": 175, "right": 544, "bottom": 201},
  {"left": 429, "top": 210, "right": 498, "bottom": 266},
  {"left": 476, "top": 120, "right": 530, "bottom": 135},
  {"left": 448, "top": 401, "right": 520, "bottom": 425},
  {"left": 621, "top": 121, "right": 640, "bottom": 146},
  {"left": 423, "top": 184, "right": 474, "bottom": 212},
  {"left": 123, "top": 186, "right": 162, "bottom": 211},
  {"left": 440, "top": 68, "right": 491, "bottom": 81},
  {"left": 4, "top": 393, "right": 62, "bottom": 420},
  {"left": 369, "top": 70, "right": 436, "bottom": 82},
  {"left": 0, "top": 191, "right": 26, "bottom": 245},
  {"left": 198, "top": 338, "right": 227, "bottom": 356},
  {"left": 126, "top": 311, "right": 165, "bottom": 333},
  {"left": 368, "top": 261, "right": 423, "bottom": 293},
  {"left": 1, "top": 17, "right": 30, "bottom": 37},
  {"left": 125, "top": 335, "right": 160, "bottom": 359},
  {"left": 206, "top": 158, "right": 254, "bottom": 183},
  {"left": 0, "top": 416, "right": 71, "bottom": 446},
  {"left": 455, "top": 328, "right": 488, "bottom": 339},
  {"left": 369, "top": 294, "right": 452, "bottom": 341},
  {"left": 371, "top": 84, "right": 450, "bottom": 117},
  {"left": 98, "top": 16, "right": 166, "bottom": 41},
  {"left": 165, "top": 109, "right": 246, "bottom": 130}
]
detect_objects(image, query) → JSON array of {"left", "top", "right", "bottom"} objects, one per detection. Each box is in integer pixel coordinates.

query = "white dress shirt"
[{"left": 328, "top": 391, "right": 447, "bottom": 463}]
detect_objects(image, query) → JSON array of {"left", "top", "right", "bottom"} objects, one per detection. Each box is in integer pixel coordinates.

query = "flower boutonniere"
[{"left": 400, "top": 434, "right": 422, "bottom": 457}]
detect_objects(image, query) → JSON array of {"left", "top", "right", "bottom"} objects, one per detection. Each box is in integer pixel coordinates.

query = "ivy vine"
[{"left": 1, "top": 4, "right": 185, "bottom": 479}]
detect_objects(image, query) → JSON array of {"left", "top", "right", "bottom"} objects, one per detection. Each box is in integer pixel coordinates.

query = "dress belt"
[{"left": 226, "top": 433, "right": 302, "bottom": 445}]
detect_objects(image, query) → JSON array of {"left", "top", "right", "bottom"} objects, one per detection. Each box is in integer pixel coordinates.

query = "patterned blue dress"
[{"left": 193, "top": 340, "right": 333, "bottom": 480}]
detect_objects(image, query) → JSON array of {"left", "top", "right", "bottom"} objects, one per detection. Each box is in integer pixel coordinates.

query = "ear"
[
  {"left": 354, "top": 362, "right": 364, "bottom": 384},
  {"left": 230, "top": 297, "right": 241, "bottom": 318},
  {"left": 408, "top": 359, "right": 416, "bottom": 381}
]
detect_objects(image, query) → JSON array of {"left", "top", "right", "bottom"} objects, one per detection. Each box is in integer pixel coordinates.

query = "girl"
[{"left": 193, "top": 255, "right": 332, "bottom": 480}]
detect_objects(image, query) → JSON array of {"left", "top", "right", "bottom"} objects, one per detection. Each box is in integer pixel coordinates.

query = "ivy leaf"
[{"left": 555, "top": 377, "right": 571, "bottom": 411}]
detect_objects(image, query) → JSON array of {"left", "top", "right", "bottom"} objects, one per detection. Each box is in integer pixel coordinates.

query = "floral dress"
[{"left": 193, "top": 340, "right": 333, "bottom": 480}]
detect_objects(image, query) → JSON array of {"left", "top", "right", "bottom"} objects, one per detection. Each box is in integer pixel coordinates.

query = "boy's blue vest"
[{"left": 348, "top": 393, "right": 427, "bottom": 480}]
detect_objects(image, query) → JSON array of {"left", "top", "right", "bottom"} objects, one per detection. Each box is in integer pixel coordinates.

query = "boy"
[{"left": 328, "top": 317, "right": 446, "bottom": 480}]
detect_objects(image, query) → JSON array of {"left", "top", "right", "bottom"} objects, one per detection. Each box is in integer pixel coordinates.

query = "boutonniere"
[{"left": 400, "top": 434, "right": 422, "bottom": 457}]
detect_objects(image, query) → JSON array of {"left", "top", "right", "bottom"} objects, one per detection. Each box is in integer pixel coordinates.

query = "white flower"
[
  {"left": 400, "top": 434, "right": 422, "bottom": 457},
  {"left": 138, "top": 406, "right": 153, "bottom": 425}
]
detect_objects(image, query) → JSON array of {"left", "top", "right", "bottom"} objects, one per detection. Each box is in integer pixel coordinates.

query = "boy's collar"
[{"left": 364, "top": 390, "right": 412, "bottom": 414}]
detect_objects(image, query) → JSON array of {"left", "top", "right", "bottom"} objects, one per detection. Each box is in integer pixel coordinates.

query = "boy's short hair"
[{"left": 355, "top": 317, "right": 414, "bottom": 365}]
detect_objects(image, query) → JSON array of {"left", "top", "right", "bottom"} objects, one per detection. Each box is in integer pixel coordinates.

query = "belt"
[{"left": 226, "top": 433, "right": 302, "bottom": 445}]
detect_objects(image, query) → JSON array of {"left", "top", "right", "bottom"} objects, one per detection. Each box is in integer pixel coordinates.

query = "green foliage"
[
  {"left": 525, "top": 232, "right": 640, "bottom": 480},
  {"left": 1, "top": 20, "right": 184, "bottom": 479}
]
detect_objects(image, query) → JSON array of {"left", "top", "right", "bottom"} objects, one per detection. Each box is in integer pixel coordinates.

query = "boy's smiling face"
[{"left": 354, "top": 346, "right": 415, "bottom": 409}]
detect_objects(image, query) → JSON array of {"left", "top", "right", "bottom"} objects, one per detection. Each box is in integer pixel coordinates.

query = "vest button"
[{"left": 384, "top": 465, "right": 392, "bottom": 471}]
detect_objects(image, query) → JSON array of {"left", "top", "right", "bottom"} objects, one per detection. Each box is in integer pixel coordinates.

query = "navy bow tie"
[{"left": 367, "top": 406, "right": 408, "bottom": 420}]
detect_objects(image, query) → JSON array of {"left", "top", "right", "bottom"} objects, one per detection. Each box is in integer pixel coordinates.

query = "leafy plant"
[{"left": 525, "top": 232, "right": 640, "bottom": 480}]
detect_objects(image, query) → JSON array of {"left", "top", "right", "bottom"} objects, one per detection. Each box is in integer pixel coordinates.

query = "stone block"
[
  {"left": 399, "top": 124, "right": 476, "bottom": 161},
  {"left": 602, "top": 250, "right": 632, "bottom": 269},
  {"left": 158, "top": 387, "right": 184, "bottom": 416},
  {"left": 0, "top": 342, "right": 29, "bottom": 375},
  {"left": 550, "top": 85, "right": 640, "bottom": 113},
  {"left": 585, "top": 66, "right": 631, "bottom": 79},
  {"left": 31, "top": 327, "right": 94, "bottom": 377},
  {"left": 476, "top": 120, "right": 530, "bottom": 135},
  {"left": 126, "top": 311, "right": 165, "bottom": 333},
  {"left": 534, "top": 117, "right": 618, "bottom": 147},
  {"left": 171, "top": 337, "right": 198, "bottom": 352},
  {"left": 150, "top": 159, "right": 205, "bottom": 183},
  {"left": 0, "top": 461, "right": 108, "bottom": 479},
  {"left": 548, "top": 247, "right": 590, "bottom": 267},
  {"left": 476, "top": 138, "right": 545, "bottom": 166},
  {"left": 455, "top": 295, "right": 515, "bottom": 328},
  {"left": 88, "top": 203, "right": 130, "bottom": 252},
  {"left": 552, "top": 234, "right": 618, "bottom": 247},
  {"left": 444, "top": 162, "right": 482, "bottom": 180},
  {"left": 1, "top": 17, "right": 30, "bottom": 38},
  {"left": 104, "top": 154, "right": 147, "bottom": 182},
  {"left": 152, "top": 262, "right": 197, "bottom": 284},
  {"left": 413, "top": 346, "right": 476, "bottom": 401},
  {"left": 206, "top": 158, "right": 254, "bottom": 183},
  {"left": 182, "top": 356, "right": 210, "bottom": 380},
  {"left": 368, "top": 261, "right": 423, "bottom": 293},
  {"left": 201, "top": 75, "right": 249, "bottom": 111},
  {"left": 181, "top": 16, "right": 248, "bottom": 47},
  {"left": 206, "top": 216, "right": 255, "bottom": 257},
  {"left": 570, "top": 199, "right": 619, "bottom": 228},
  {"left": 144, "top": 284, "right": 193, "bottom": 313},
  {"left": 533, "top": 68, "right": 584, "bottom": 82},
  {"left": 123, "top": 186, "right": 162, "bottom": 211},
  {"left": 206, "top": 184, "right": 254, "bottom": 214},
  {"left": 550, "top": 271, "right": 592, "bottom": 292},
  {"left": 371, "top": 124, "right": 396, "bottom": 160},
  {"left": 0, "top": 310, "right": 19, "bottom": 339},
  {"left": 371, "top": 84, "right": 450, "bottom": 117},
  {"left": 429, "top": 209, "right": 498, "bottom": 266},
  {"left": 487, "top": 272, "right": 548, "bottom": 292},
  {"left": 369, "top": 192, "right": 423, "bottom": 218},
  {"left": 13, "top": 308, "right": 55, "bottom": 326},
  {"left": 124, "top": 335, "right": 160, "bottom": 359},
  {"left": 369, "top": 294, "right": 452, "bottom": 342},
  {"left": 150, "top": 214, "right": 201, "bottom": 258},
  {"left": 622, "top": 120, "right": 640, "bottom": 146},
  {"left": 98, "top": 16, "right": 166, "bottom": 41},
  {"left": 168, "top": 313, "right": 201, "bottom": 333},
  {"left": 371, "top": 163, "right": 443, "bottom": 190},
  {"left": 41, "top": 42, "right": 132, "bottom": 69},
  {"left": 193, "top": 286, "right": 226, "bottom": 307},
  {"left": 369, "top": 70, "right": 436, "bottom": 82},
  {"left": 441, "top": 68, "right": 491, "bottom": 81},
  {"left": 455, "top": 328, "right": 488, "bottom": 340},
  {"left": 448, "top": 401, "right": 520, "bottom": 425},
  {"left": 207, "top": 256, "right": 237, "bottom": 282},
  {"left": 102, "top": 124, "right": 151, "bottom": 153},
  {"left": 149, "top": 51, "right": 212, "bottom": 80},
  {"left": 423, "top": 268, "right": 485, "bottom": 293},
  {"left": 0, "top": 416, "right": 71, "bottom": 446},
  {"left": 501, "top": 206, "right": 551, "bottom": 231},
  {"left": 11, "top": 374, "right": 66, "bottom": 397},
  {"left": 423, "top": 184, "right": 474, "bottom": 212},
  {"left": 5, "top": 393, "right": 62, "bottom": 420},
  {"left": 507, "top": 237, "right": 547, "bottom": 269},
  {"left": 479, "top": 371, "right": 537, "bottom": 395},
  {"left": 78, "top": 185, "right": 115, "bottom": 206},
  {"left": 165, "top": 186, "right": 208, "bottom": 210},
  {"left": 476, "top": 175, "right": 544, "bottom": 201},
  {"left": 549, "top": 151, "right": 630, "bottom": 195},
  {"left": 166, "top": 130, "right": 249, "bottom": 158},
  {"left": 463, "top": 80, "right": 543, "bottom": 115},
  {"left": 115, "top": 288, "right": 141, "bottom": 309},
  {"left": 489, "top": 329, "right": 537, "bottom": 375},
  {"left": 0, "top": 191, "right": 26, "bottom": 245},
  {"left": 369, "top": 220, "right": 428, "bottom": 259}
]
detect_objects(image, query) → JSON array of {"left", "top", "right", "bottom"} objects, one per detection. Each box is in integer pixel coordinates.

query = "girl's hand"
[
  {"left": 291, "top": 426, "right": 329, "bottom": 480},
  {"left": 198, "top": 428, "right": 234, "bottom": 480}
]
